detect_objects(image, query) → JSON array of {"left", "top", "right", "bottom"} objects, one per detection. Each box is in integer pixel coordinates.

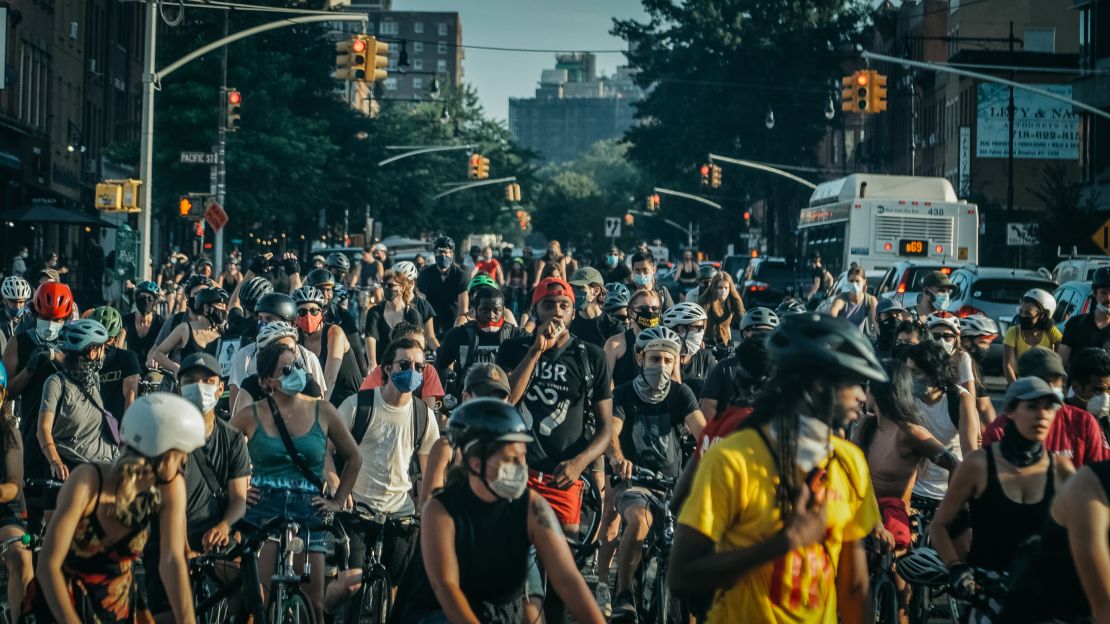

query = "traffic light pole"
[
  {"left": 651, "top": 187, "right": 723, "bottom": 210},
  {"left": 708, "top": 154, "right": 818, "bottom": 190},
  {"left": 628, "top": 210, "right": 695, "bottom": 248},
  {"left": 377, "top": 144, "right": 477, "bottom": 167},
  {"left": 214, "top": 11, "right": 229, "bottom": 274},
  {"left": 432, "top": 176, "right": 517, "bottom": 200}
]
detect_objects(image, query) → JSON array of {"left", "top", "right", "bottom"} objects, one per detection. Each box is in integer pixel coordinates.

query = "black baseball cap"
[{"left": 179, "top": 353, "right": 220, "bottom": 378}]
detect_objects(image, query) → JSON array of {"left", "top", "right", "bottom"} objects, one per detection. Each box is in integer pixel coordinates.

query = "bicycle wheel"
[
  {"left": 907, "top": 584, "right": 930, "bottom": 624},
  {"left": 352, "top": 570, "right": 392, "bottom": 624},
  {"left": 651, "top": 555, "right": 683, "bottom": 624},
  {"left": 269, "top": 588, "right": 317, "bottom": 624},
  {"left": 873, "top": 576, "right": 900, "bottom": 624},
  {"left": 569, "top": 473, "right": 603, "bottom": 569}
]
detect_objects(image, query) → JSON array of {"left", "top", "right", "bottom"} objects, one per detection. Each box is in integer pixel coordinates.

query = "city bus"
[{"left": 797, "top": 174, "right": 979, "bottom": 275}]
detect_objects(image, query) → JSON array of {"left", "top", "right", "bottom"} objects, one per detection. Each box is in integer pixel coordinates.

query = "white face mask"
[
  {"left": 843, "top": 281, "right": 863, "bottom": 295},
  {"left": 1088, "top": 393, "right": 1110, "bottom": 419},
  {"left": 938, "top": 339, "right": 955, "bottom": 355},
  {"left": 35, "top": 318, "right": 64, "bottom": 342},
  {"left": 488, "top": 461, "right": 528, "bottom": 500},
  {"left": 181, "top": 382, "right": 220, "bottom": 415},
  {"left": 1098, "top": 302, "right": 1110, "bottom": 316},
  {"left": 769, "top": 415, "right": 831, "bottom": 473},
  {"left": 682, "top": 330, "right": 705, "bottom": 355},
  {"left": 716, "top": 288, "right": 729, "bottom": 301},
  {"left": 933, "top": 291, "right": 951, "bottom": 310}
]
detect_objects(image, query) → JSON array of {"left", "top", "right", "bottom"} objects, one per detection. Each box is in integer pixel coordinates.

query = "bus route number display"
[{"left": 899, "top": 239, "right": 927, "bottom": 257}]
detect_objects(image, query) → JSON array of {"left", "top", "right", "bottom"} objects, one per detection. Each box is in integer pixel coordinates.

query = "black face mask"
[
  {"left": 135, "top": 298, "right": 155, "bottom": 315},
  {"left": 877, "top": 318, "right": 900, "bottom": 350},
  {"left": 967, "top": 343, "right": 989, "bottom": 364},
  {"left": 1018, "top": 315, "right": 1037, "bottom": 331},
  {"left": 999, "top": 419, "right": 1045, "bottom": 467},
  {"left": 735, "top": 338, "right": 772, "bottom": 380}
]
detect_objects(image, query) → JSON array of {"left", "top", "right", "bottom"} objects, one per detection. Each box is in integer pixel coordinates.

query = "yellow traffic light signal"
[
  {"left": 854, "top": 70, "right": 871, "bottom": 113},
  {"left": 96, "top": 183, "right": 122, "bottom": 211},
  {"left": 710, "top": 164, "right": 722, "bottom": 189},
  {"left": 468, "top": 153, "right": 481, "bottom": 180},
  {"left": 226, "top": 89, "right": 242, "bottom": 132},
  {"left": 476, "top": 156, "right": 490, "bottom": 180},
  {"left": 178, "top": 196, "right": 194, "bottom": 218},
  {"left": 367, "top": 37, "right": 389, "bottom": 82},
  {"left": 335, "top": 35, "right": 368, "bottom": 81},
  {"left": 505, "top": 183, "right": 521, "bottom": 202},
  {"left": 841, "top": 74, "right": 857, "bottom": 113},
  {"left": 870, "top": 70, "right": 888, "bottom": 113}
]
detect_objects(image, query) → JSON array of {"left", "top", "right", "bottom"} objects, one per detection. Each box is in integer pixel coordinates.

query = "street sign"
[
  {"left": 204, "top": 200, "right": 228, "bottom": 232},
  {"left": 1094, "top": 218, "right": 1110, "bottom": 255},
  {"left": 180, "top": 151, "right": 218, "bottom": 165},
  {"left": 1006, "top": 223, "right": 1038, "bottom": 247},
  {"left": 115, "top": 227, "right": 139, "bottom": 283},
  {"left": 604, "top": 216, "right": 621, "bottom": 238}
]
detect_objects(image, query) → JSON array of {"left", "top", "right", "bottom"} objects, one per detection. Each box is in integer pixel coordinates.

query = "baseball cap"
[
  {"left": 1004, "top": 376, "right": 1063, "bottom": 406},
  {"left": 568, "top": 267, "right": 604, "bottom": 287},
  {"left": 876, "top": 298, "right": 905, "bottom": 315},
  {"left": 38, "top": 268, "right": 60, "bottom": 282},
  {"left": 921, "top": 271, "right": 954, "bottom": 290},
  {"left": 532, "top": 277, "right": 575, "bottom": 307},
  {"left": 463, "top": 363, "right": 512, "bottom": 398},
  {"left": 1018, "top": 346, "right": 1067, "bottom": 380},
  {"left": 179, "top": 353, "right": 221, "bottom": 378}
]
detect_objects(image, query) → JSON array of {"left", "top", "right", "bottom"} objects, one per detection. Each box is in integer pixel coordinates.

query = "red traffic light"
[
  {"left": 855, "top": 72, "right": 869, "bottom": 86},
  {"left": 470, "top": 154, "right": 480, "bottom": 165},
  {"left": 228, "top": 90, "right": 242, "bottom": 105},
  {"left": 742, "top": 211, "right": 751, "bottom": 220},
  {"left": 699, "top": 165, "right": 709, "bottom": 176},
  {"left": 651, "top": 193, "right": 660, "bottom": 204},
  {"left": 351, "top": 38, "right": 367, "bottom": 53}
]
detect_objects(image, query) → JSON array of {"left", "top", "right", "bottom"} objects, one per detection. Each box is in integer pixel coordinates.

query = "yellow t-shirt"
[
  {"left": 1002, "top": 325, "right": 1063, "bottom": 360},
  {"left": 677, "top": 427, "right": 880, "bottom": 624}
]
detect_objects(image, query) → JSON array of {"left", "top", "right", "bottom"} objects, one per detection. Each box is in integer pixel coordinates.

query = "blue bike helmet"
[
  {"left": 135, "top": 280, "right": 161, "bottom": 297},
  {"left": 0, "top": 360, "right": 7, "bottom": 390},
  {"left": 58, "top": 319, "right": 110, "bottom": 353}
]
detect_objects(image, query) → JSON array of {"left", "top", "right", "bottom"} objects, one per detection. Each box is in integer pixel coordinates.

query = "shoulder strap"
[
  {"left": 576, "top": 339, "right": 594, "bottom": 407},
  {"left": 946, "top": 387, "right": 962, "bottom": 428},
  {"left": 350, "top": 388, "right": 376, "bottom": 446},
  {"left": 411, "top": 398, "right": 429, "bottom": 458},
  {"left": 192, "top": 436, "right": 226, "bottom": 501},
  {"left": 264, "top": 396, "right": 324, "bottom": 491}
]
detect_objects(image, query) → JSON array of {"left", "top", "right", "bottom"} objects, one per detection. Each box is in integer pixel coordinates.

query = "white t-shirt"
[
  {"left": 228, "top": 342, "right": 326, "bottom": 393},
  {"left": 337, "top": 389, "right": 439, "bottom": 514},
  {"left": 956, "top": 351, "right": 974, "bottom": 387},
  {"left": 912, "top": 386, "right": 969, "bottom": 500}
]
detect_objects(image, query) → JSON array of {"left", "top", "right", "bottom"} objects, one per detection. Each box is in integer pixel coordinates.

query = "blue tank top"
[{"left": 248, "top": 400, "right": 326, "bottom": 484}]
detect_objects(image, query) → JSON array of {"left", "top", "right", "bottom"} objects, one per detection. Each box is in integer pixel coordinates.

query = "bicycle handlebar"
[{"left": 610, "top": 466, "right": 676, "bottom": 490}]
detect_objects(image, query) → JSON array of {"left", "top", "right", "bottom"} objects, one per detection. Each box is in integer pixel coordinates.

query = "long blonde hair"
[
  {"left": 384, "top": 270, "right": 415, "bottom": 305},
  {"left": 112, "top": 449, "right": 162, "bottom": 527}
]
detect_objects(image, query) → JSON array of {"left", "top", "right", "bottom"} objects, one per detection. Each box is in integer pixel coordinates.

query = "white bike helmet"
[
  {"left": 740, "top": 307, "right": 780, "bottom": 331},
  {"left": 120, "top": 393, "right": 206, "bottom": 457},
  {"left": 257, "top": 321, "right": 299, "bottom": 348},
  {"left": 292, "top": 285, "right": 326, "bottom": 307},
  {"left": 662, "top": 302, "right": 708, "bottom": 328},
  {"left": 960, "top": 314, "right": 999, "bottom": 338},
  {"left": 925, "top": 313, "right": 961, "bottom": 334},
  {"left": 895, "top": 547, "right": 949, "bottom": 587},
  {"left": 1022, "top": 288, "right": 1057, "bottom": 318},
  {"left": 1, "top": 276, "right": 31, "bottom": 301},
  {"left": 634, "top": 326, "right": 681, "bottom": 353},
  {"left": 392, "top": 261, "right": 418, "bottom": 281}
]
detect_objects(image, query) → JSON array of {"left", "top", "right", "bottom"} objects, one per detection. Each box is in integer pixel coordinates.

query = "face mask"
[
  {"left": 478, "top": 318, "right": 505, "bottom": 333},
  {"left": 932, "top": 291, "right": 951, "bottom": 310},
  {"left": 1099, "top": 302, "right": 1110, "bottom": 315},
  {"left": 937, "top": 339, "right": 955, "bottom": 355},
  {"left": 606, "top": 254, "right": 619, "bottom": 267},
  {"left": 206, "top": 307, "right": 228, "bottom": 328},
  {"left": 391, "top": 368, "right": 424, "bottom": 393},
  {"left": 488, "top": 461, "right": 528, "bottom": 501},
  {"left": 572, "top": 287, "right": 590, "bottom": 311},
  {"left": 1018, "top": 315, "right": 1037, "bottom": 330},
  {"left": 135, "top": 298, "right": 155, "bottom": 315},
  {"left": 1054, "top": 387, "right": 1066, "bottom": 402},
  {"left": 1088, "top": 393, "right": 1110, "bottom": 419},
  {"left": 682, "top": 330, "right": 705, "bottom": 355},
  {"left": 182, "top": 382, "right": 220, "bottom": 414},
  {"left": 295, "top": 313, "right": 324, "bottom": 334},
  {"left": 633, "top": 363, "right": 672, "bottom": 404},
  {"left": 2, "top": 305, "right": 23, "bottom": 321},
  {"left": 735, "top": 339, "right": 771, "bottom": 379},
  {"left": 967, "top": 344, "right": 989, "bottom": 364},
  {"left": 843, "top": 281, "right": 863, "bottom": 295},
  {"left": 632, "top": 273, "right": 652, "bottom": 287},
  {"left": 642, "top": 363, "right": 671, "bottom": 390},
  {"left": 634, "top": 311, "right": 660, "bottom": 330},
  {"left": 435, "top": 254, "right": 452, "bottom": 270},
  {"left": 279, "top": 366, "right": 307, "bottom": 395},
  {"left": 716, "top": 288, "right": 730, "bottom": 301},
  {"left": 35, "top": 318, "right": 64, "bottom": 342},
  {"left": 383, "top": 286, "right": 399, "bottom": 301},
  {"left": 911, "top": 377, "right": 932, "bottom": 397},
  {"left": 20, "top": 251, "right": 28, "bottom": 259}
]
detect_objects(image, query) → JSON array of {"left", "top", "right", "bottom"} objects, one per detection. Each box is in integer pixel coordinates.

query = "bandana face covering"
[
  {"left": 999, "top": 419, "right": 1045, "bottom": 467},
  {"left": 633, "top": 363, "right": 672, "bottom": 404}
]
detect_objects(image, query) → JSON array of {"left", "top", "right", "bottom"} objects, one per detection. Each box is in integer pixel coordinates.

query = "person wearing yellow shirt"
[
  {"left": 669, "top": 313, "right": 886, "bottom": 624},
  {"left": 1002, "top": 288, "right": 1061, "bottom": 384}
]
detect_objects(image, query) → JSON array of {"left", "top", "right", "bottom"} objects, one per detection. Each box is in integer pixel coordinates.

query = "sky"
[{"left": 397, "top": 0, "right": 649, "bottom": 122}]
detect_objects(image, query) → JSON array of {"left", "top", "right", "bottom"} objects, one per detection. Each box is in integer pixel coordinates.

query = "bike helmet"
[
  {"left": 1, "top": 276, "right": 31, "bottom": 301},
  {"left": 468, "top": 274, "right": 498, "bottom": 292},
  {"left": 925, "top": 313, "right": 961, "bottom": 334},
  {"left": 135, "top": 280, "right": 161, "bottom": 297},
  {"left": 895, "top": 547, "right": 949, "bottom": 587},
  {"left": 767, "top": 313, "right": 887, "bottom": 382},
  {"left": 326, "top": 252, "right": 351, "bottom": 273},
  {"left": 257, "top": 321, "right": 299, "bottom": 348},
  {"left": 602, "top": 289, "right": 630, "bottom": 313},
  {"left": 433, "top": 235, "right": 455, "bottom": 251},
  {"left": 193, "top": 287, "right": 229, "bottom": 309},
  {"left": 33, "top": 282, "right": 74, "bottom": 321},
  {"left": 0, "top": 361, "right": 7, "bottom": 390},
  {"left": 775, "top": 299, "right": 809, "bottom": 316},
  {"left": 634, "top": 326, "right": 682, "bottom": 354},
  {"left": 741, "top": 307, "right": 780, "bottom": 331},
  {"left": 58, "top": 319, "right": 110, "bottom": 352},
  {"left": 238, "top": 276, "right": 274, "bottom": 309},
  {"left": 333, "top": 284, "right": 350, "bottom": 303},
  {"left": 696, "top": 264, "right": 718, "bottom": 281},
  {"left": 90, "top": 306, "right": 123, "bottom": 338},
  {"left": 120, "top": 393, "right": 206, "bottom": 458},
  {"left": 292, "top": 285, "right": 326, "bottom": 307},
  {"left": 662, "top": 302, "right": 708, "bottom": 328},
  {"left": 605, "top": 282, "right": 631, "bottom": 300},
  {"left": 254, "top": 292, "right": 296, "bottom": 322},
  {"left": 447, "top": 397, "right": 534, "bottom": 450},
  {"left": 1022, "top": 288, "right": 1057, "bottom": 318},
  {"left": 392, "top": 261, "right": 418, "bottom": 281},
  {"left": 305, "top": 268, "right": 336, "bottom": 288},
  {"left": 183, "top": 274, "right": 215, "bottom": 295},
  {"left": 960, "top": 314, "right": 999, "bottom": 337}
]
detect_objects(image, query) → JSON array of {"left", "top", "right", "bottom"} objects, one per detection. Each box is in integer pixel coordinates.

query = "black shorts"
[{"left": 343, "top": 515, "right": 418, "bottom": 585}]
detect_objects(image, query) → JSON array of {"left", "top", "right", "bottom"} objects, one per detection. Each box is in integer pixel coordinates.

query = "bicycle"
[
  {"left": 335, "top": 502, "right": 416, "bottom": 624},
  {"left": 610, "top": 466, "right": 682, "bottom": 624},
  {"left": 0, "top": 532, "right": 37, "bottom": 624},
  {"left": 904, "top": 497, "right": 961, "bottom": 624},
  {"left": 139, "top": 367, "right": 177, "bottom": 396},
  {"left": 567, "top": 471, "right": 603, "bottom": 572},
  {"left": 867, "top": 537, "right": 900, "bottom": 624}
]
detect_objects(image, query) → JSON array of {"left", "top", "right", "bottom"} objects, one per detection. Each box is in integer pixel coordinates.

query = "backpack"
[
  {"left": 574, "top": 339, "right": 597, "bottom": 438},
  {"left": 336, "top": 388, "right": 430, "bottom": 478}
]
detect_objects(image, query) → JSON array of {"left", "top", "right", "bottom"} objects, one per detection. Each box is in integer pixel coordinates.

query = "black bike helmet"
[
  {"left": 326, "top": 252, "right": 350, "bottom": 273},
  {"left": 775, "top": 299, "right": 809, "bottom": 316},
  {"left": 1094, "top": 266, "right": 1110, "bottom": 289},
  {"left": 239, "top": 276, "right": 273, "bottom": 309},
  {"left": 433, "top": 235, "right": 455, "bottom": 251},
  {"left": 305, "top": 268, "right": 336, "bottom": 288},
  {"left": 767, "top": 313, "right": 887, "bottom": 382},
  {"left": 184, "top": 274, "right": 214, "bottom": 295},
  {"left": 696, "top": 264, "right": 719, "bottom": 281},
  {"left": 254, "top": 292, "right": 296, "bottom": 322},
  {"left": 193, "top": 287, "right": 229, "bottom": 308},
  {"left": 448, "top": 398, "right": 534, "bottom": 451}
]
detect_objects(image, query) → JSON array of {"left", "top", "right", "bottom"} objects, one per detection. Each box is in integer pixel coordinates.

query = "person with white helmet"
[
  {"left": 24, "top": 393, "right": 206, "bottom": 623},
  {"left": 960, "top": 314, "right": 1001, "bottom": 425},
  {"left": 363, "top": 267, "right": 426, "bottom": 370},
  {"left": 0, "top": 275, "right": 31, "bottom": 350},
  {"left": 601, "top": 327, "right": 705, "bottom": 619},
  {"left": 661, "top": 301, "right": 717, "bottom": 396},
  {"left": 699, "top": 307, "right": 780, "bottom": 426},
  {"left": 1003, "top": 288, "right": 1062, "bottom": 384},
  {"left": 390, "top": 260, "right": 439, "bottom": 346},
  {"left": 926, "top": 313, "right": 978, "bottom": 400}
]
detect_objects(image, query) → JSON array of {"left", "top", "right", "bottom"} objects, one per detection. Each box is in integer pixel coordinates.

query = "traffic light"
[
  {"left": 505, "top": 183, "right": 522, "bottom": 202},
  {"left": 367, "top": 36, "right": 389, "bottom": 82},
  {"left": 468, "top": 153, "right": 480, "bottom": 180},
  {"left": 710, "top": 164, "right": 722, "bottom": 189},
  {"left": 699, "top": 164, "right": 709, "bottom": 187},
  {"left": 623, "top": 212, "right": 634, "bottom": 226},
  {"left": 841, "top": 74, "right": 856, "bottom": 113},
  {"left": 742, "top": 210, "right": 751, "bottom": 228},
  {"left": 476, "top": 156, "right": 490, "bottom": 180},
  {"left": 514, "top": 208, "right": 530, "bottom": 231},
  {"left": 335, "top": 35, "right": 368, "bottom": 81},
  {"left": 179, "top": 195, "right": 194, "bottom": 218},
  {"left": 194, "top": 219, "right": 205, "bottom": 238},
  {"left": 869, "top": 70, "right": 888, "bottom": 113},
  {"left": 645, "top": 194, "right": 660, "bottom": 212},
  {"left": 226, "top": 89, "right": 242, "bottom": 132}
]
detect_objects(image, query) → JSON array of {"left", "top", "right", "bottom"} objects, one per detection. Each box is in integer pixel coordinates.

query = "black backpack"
[{"left": 335, "top": 388, "right": 430, "bottom": 477}]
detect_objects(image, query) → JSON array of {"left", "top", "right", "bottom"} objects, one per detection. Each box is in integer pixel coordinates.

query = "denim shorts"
[{"left": 245, "top": 486, "right": 328, "bottom": 553}]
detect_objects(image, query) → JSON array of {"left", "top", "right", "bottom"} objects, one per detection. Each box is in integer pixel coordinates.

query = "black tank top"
[
  {"left": 180, "top": 324, "right": 218, "bottom": 359},
  {"left": 122, "top": 312, "right": 163, "bottom": 364},
  {"left": 681, "top": 349, "right": 717, "bottom": 397},
  {"left": 968, "top": 446, "right": 1055, "bottom": 572},
  {"left": 392, "top": 482, "right": 529, "bottom": 623},
  {"left": 315, "top": 323, "right": 361, "bottom": 408},
  {"left": 612, "top": 328, "right": 640, "bottom": 387}
]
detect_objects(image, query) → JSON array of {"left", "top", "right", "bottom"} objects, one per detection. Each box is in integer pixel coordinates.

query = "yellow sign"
[
  {"left": 95, "top": 183, "right": 122, "bottom": 211},
  {"left": 1093, "top": 217, "right": 1110, "bottom": 255}
]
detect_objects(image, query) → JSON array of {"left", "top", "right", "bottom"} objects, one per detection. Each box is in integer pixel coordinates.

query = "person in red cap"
[{"left": 495, "top": 276, "right": 613, "bottom": 622}]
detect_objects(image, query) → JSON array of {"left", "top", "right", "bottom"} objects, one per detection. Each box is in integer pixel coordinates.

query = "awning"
[
  {"left": 0, "top": 204, "right": 118, "bottom": 228},
  {"left": 0, "top": 150, "right": 20, "bottom": 172}
]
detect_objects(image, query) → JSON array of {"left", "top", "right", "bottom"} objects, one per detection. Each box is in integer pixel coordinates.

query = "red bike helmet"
[{"left": 33, "top": 282, "right": 74, "bottom": 321}]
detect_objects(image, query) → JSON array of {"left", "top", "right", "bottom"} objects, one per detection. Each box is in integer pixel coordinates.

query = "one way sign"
[{"left": 604, "top": 217, "right": 621, "bottom": 238}]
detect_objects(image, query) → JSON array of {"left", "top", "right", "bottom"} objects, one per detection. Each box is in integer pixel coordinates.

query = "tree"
[{"left": 1031, "top": 162, "right": 1102, "bottom": 261}]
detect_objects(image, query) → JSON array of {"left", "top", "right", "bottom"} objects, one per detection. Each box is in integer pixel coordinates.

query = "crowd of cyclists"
[{"left": 3, "top": 236, "right": 1110, "bottom": 624}]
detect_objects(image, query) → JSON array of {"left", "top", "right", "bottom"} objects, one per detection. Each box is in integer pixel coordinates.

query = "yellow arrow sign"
[{"left": 1094, "top": 218, "right": 1110, "bottom": 255}]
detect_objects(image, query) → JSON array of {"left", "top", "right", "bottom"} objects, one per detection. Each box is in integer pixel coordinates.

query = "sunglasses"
[
  {"left": 634, "top": 306, "right": 661, "bottom": 314},
  {"left": 281, "top": 360, "right": 305, "bottom": 377},
  {"left": 297, "top": 308, "right": 322, "bottom": 317},
  {"left": 391, "top": 359, "right": 427, "bottom": 373},
  {"left": 932, "top": 333, "right": 957, "bottom": 341}
]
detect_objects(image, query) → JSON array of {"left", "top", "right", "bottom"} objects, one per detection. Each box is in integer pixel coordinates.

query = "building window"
[
  {"left": 413, "top": 58, "right": 423, "bottom": 70},
  {"left": 413, "top": 77, "right": 423, "bottom": 91},
  {"left": 438, "top": 42, "right": 448, "bottom": 54},
  {"left": 437, "top": 59, "right": 447, "bottom": 73},
  {"left": 1024, "top": 28, "right": 1055, "bottom": 53},
  {"left": 413, "top": 41, "right": 423, "bottom": 52},
  {"left": 379, "top": 21, "right": 399, "bottom": 35},
  {"left": 438, "top": 22, "right": 448, "bottom": 36},
  {"left": 413, "top": 22, "right": 423, "bottom": 34},
  {"left": 384, "top": 78, "right": 397, "bottom": 91}
]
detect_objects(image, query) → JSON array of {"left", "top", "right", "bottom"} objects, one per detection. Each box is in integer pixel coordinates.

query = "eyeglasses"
[
  {"left": 634, "top": 306, "right": 661, "bottom": 314},
  {"left": 391, "top": 359, "right": 427, "bottom": 372},
  {"left": 280, "top": 360, "right": 305, "bottom": 377},
  {"left": 931, "top": 333, "right": 957, "bottom": 341},
  {"left": 297, "top": 308, "right": 322, "bottom": 317},
  {"left": 679, "top": 323, "right": 707, "bottom": 332}
]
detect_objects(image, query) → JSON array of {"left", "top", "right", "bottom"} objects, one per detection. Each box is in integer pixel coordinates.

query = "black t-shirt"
[
  {"left": 681, "top": 349, "right": 718, "bottom": 398},
  {"left": 326, "top": 304, "right": 360, "bottom": 338},
  {"left": 606, "top": 264, "right": 631, "bottom": 285},
  {"left": 569, "top": 315, "right": 607, "bottom": 348},
  {"left": 97, "top": 346, "right": 141, "bottom": 420},
  {"left": 612, "top": 381, "right": 698, "bottom": 478},
  {"left": 1061, "top": 312, "right": 1110, "bottom": 353},
  {"left": 437, "top": 321, "right": 525, "bottom": 382},
  {"left": 364, "top": 304, "right": 422, "bottom": 362},
  {"left": 14, "top": 332, "right": 61, "bottom": 431},
  {"left": 239, "top": 373, "right": 323, "bottom": 401},
  {"left": 185, "top": 418, "right": 251, "bottom": 540},
  {"left": 702, "top": 355, "right": 760, "bottom": 409},
  {"left": 416, "top": 265, "right": 468, "bottom": 336},
  {"left": 412, "top": 295, "right": 435, "bottom": 326},
  {"left": 495, "top": 336, "right": 613, "bottom": 472},
  {"left": 121, "top": 312, "right": 163, "bottom": 364}
]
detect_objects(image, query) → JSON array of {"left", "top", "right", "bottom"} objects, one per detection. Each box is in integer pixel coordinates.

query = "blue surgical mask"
[
  {"left": 279, "top": 366, "right": 307, "bottom": 395},
  {"left": 632, "top": 273, "right": 652, "bottom": 287},
  {"left": 435, "top": 254, "right": 452, "bottom": 270},
  {"left": 606, "top": 254, "right": 619, "bottom": 267},
  {"left": 572, "top": 287, "right": 590, "bottom": 311},
  {"left": 391, "top": 369, "right": 424, "bottom": 393},
  {"left": 933, "top": 291, "right": 951, "bottom": 310}
]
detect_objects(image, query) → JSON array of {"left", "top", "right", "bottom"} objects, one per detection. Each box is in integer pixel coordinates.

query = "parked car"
[
  {"left": 1053, "top": 255, "right": 1110, "bottom": 284},
  {"left": 740, "top": 257, "right": 797, "bottom": 308},
  {"left": 1053, "top": 280, "right": 1095, "bottom": 331},
  {"left": 875, "top": 261, "right": 959, "bottom": 309},
  {"left": 722, "top": 254, "right": 752, "bottom": 284}
]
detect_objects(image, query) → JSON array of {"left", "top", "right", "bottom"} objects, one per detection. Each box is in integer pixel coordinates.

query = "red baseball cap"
[{"left": 532, "top": 277, "right": 575, "bottom": 307}]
